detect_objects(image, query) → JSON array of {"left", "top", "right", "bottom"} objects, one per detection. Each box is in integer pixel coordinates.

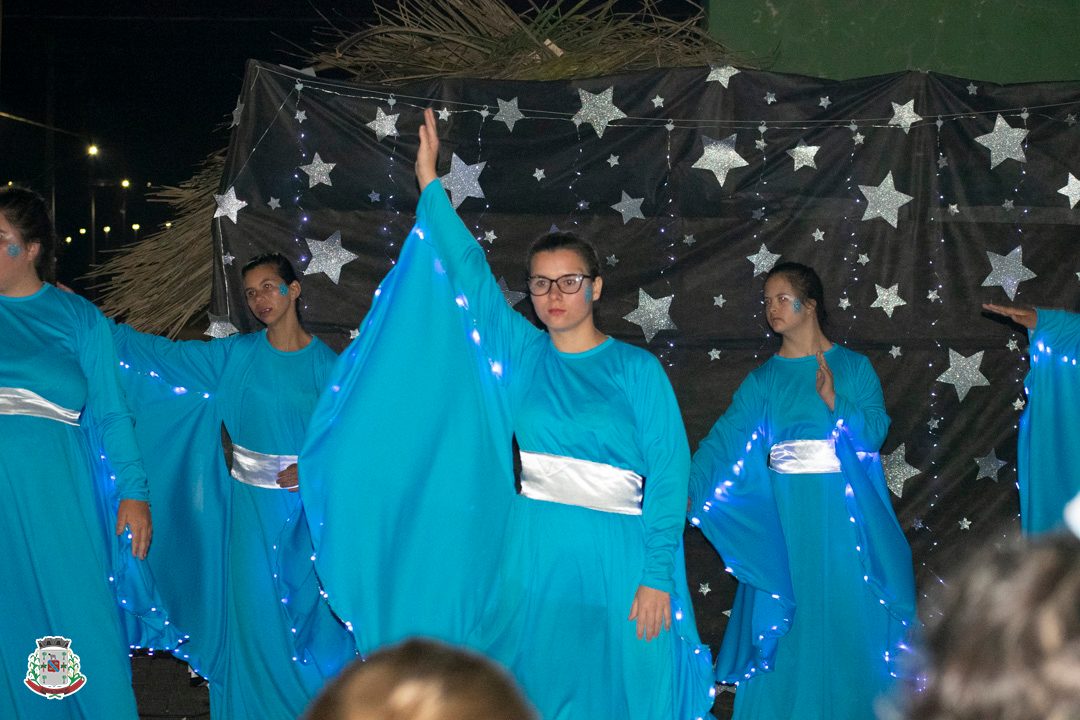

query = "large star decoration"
[
  {"left": 440, "top": 154, "right": 487, "bottom": 209},
  {"left": 693, "top": 134, "right": 748, "bottom": 187},
  {"left": 205, "top": 313, "right": 239, "bottom": 339},
  {"left": 494, "top": 97, "right": 525, "bottom": 132},
  {"left": 706, "top": 64, "right": 740, "bottom": 88},
  {"left": 937, "top": 349, "right": 990, "bottom": 402},
  {"left": 498, "top": 277, "right": 527, "bottom": 307},
  {"left": 787, "top": 140, "right": 820, "bottom": 171},
  {"left": 213, "top": 186, "right": 247, "bottom": 224},
  {"left": 623, "top": 289, "right": 677, "bottom": 343},
  {"left": 366, "top": 107, "right": 400, "bottom": 141},
  {"left": 572, "top": 87, "right": 626, "bottom": 138},
  {"left": 298, "top": 152, "right": 336, "bottom": 188},
  {"left": 859, "top": 171, "right": 913, "bottom": 228},
  {"left": 974, "top": 450, "right": 1007, "bottom": 481},
  {"left": 746, "top": 244, "right": 781, "bottom": 276},
  {"left": 870, "top": 283, "right": 907, "bottom": 318},
  {"left": 881, "top": 443, "right": 920, "bottom": 498},
  {"left": 974, "top": 114, "right": 1029, "bottom": 169},
  {"left": 303, "top": 230, "right": 357, "bottom": 284},
  {"left": 888, "top": 99, "right": 922, "bottom": 134},
  {"left": 1058, "top": 173, "right": 1080, "bottom": 208},
  {"left": 610, "top": 191, "right": 645, "bottom": 224},
  {"left": 982, "top": 246, "right": 1036, "bottom": 300}
]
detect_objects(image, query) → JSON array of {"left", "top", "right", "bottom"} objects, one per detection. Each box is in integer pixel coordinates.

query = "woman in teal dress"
[
  {"left": 112, "top": 253, "right": 353, "bottom": 719},
  {"left": 689, "top": 262, "right": 916, "bottom": 720},
  {"left": 0, "top": 187, "right": 169, "bottom": 719}
]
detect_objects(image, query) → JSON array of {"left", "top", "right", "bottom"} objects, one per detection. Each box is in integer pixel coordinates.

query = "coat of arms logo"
[{"left": 24, "top": 636, "right": 86, "bottom": 698}]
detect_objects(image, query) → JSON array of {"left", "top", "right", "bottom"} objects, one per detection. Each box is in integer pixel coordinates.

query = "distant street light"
[
  {"left": 64, "top": 236, "right": 72, "bottom": 244},
  {"left": 103, "top": 225, "right": 111, "bottom": 236},
  {"left": 78, "top": 228, "right": 86, "bottom": 235},
  {"left": 131, "top": 223, "right": 140, "bottom": 231},
  {"left": 87, "top": 144, "right": 99, "bottom": 157},
  {"left": 121, "top": 178, "right": 130, "bottom": 189}
]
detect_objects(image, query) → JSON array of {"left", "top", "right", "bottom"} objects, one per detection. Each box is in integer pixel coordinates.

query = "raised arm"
[{"left": 111, "top": 320, "right": 233, "bottom": 393}]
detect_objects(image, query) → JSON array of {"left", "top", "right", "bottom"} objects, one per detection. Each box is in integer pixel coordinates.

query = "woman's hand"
[
  {"left": 628, "top": 585, "right": 671, "bottom": 641},
  {"left": 983, "top": 303, "right": 1037, "bottom": 330},
  {"left": 416, "top": 108, "right": 439, "bottom": 191},
  {"left": 117, "top": 499, "right": 152, "bottom": 559},
  {"left": 816, "top": 350, "right": 836, "bottom": 411},
  {"left": 277, "top": 463, "right": 300, "bottom": 493}
]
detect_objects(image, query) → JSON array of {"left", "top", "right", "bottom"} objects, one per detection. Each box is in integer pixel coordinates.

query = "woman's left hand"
[
  {"left": 816, "top": 350, "right": 836, "bottom": 411},
  {"left": 277, "top": 463, "right": 300, "bottom": 493},
  {"left": 628, "top": 585, "right": 671, "bottom": 641},
  {"left": 117, "top": 499, "right": 152, "bottom": 559}
]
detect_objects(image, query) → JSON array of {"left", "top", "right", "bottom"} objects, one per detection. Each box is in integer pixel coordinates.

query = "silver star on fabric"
[
  {"left": 213, "top": 186, "right": 247, "bottom": 224},
  {"left": 230, "top": 101, "right": 243, "bottom": 128},
  {"left": 683, "top": 234, "right": 697, "bottom": 246},
  {"left": 482, "top": 230, "right": 497, "bottom": 244},
  {"left": 366, "top": 107, "right": 400, "bottom": 141},
  {"left": 1067, "top": 113, "right": 1078, "bottom": 126},
  {"left": 1058, "top": 173, "right": 1080, "bottom": 208},
  {"left": 890, "top": 345, "right": 902, "bottom": 358},
  {"left": 494, "top": 97, "right": 525, "bottom": 132},
  {"left": 858, "top": 253, "right": 870, "bottom": 265},
  {"left": 937, "top": 349, "right": 990, "bottom": 402},
  {"left": 572, "top": 87, "right": 626, "bottom": 138},
  {"left": 888, "top": 99, "right": 922, "bottom": 134},
  {"left": 651, "top": 95, "right": 664, "bottom": 108},
  {"left": 295, "top": 110, "right": 307, "bottom": 123},
  {"left": 368, "top": 191, "right": 381, "bottom": 203},
  {"left": 948, "top": 204, "right": 960, "bottom": 215},
  {"left": 938, "top": 155, "right": 949, "bottom": 168},
  {"left": 497, "top": 277, "right": 526, "bottom": 307},
  {"left": 975, "top": 115, "right": 1029, "bottom": 168},
  {"left": 1006, "top": 338, "right": 1019, "bottom": 352},
  {"left": 764, "top": 92, "right": 777, "bottom": 104},
  {"left": 746, "top": 244, "right": 781, "bottom": 276},
  {"left": 222, "top": 253, "right": 235, "bottom": 266},
  {"left": 838, "top": 297, "right": 851, "bottom": 310},
  {"left": 205, "top": 313, "right": 239, "bottom": 339},
  {"left": 871, "top": 283, "right": 906, "bottom": 318},
  {"left": 349, "top": 327, "right": 360, "bottom": 340},
  {"left": 699, "top": 583, "right": 711, "bottom": 596},
  {"left": 755, "top": 138, "right": 767, "bottom": 151},
  {"left": 881, "top": 443, "right": 920, "bottom": 498},
  {"left": 267, "top": 197, "right": 281, "bottom": 210},
  {"left": 303, "top": 230, "right": 356, "bottom": 285},
  {"left": 967, "top": 82, "right": 978, "bottom": 95},
  {"left": 708, "top": 349, "right": 721, "bottom": 361},
  {"left": 982, "top": 246, "right": 1036, "bottom": 300},
  {"left": 852, "top": 132, "right": 865, "bottom": 145},
  {"left": 1002, "top": 199, "right": 1015, "bottom": 211},
  {"left": 928, "top": 418, "right": 941, "bottom": 430},
  {"left": 606, "top": 254, "right": 619, "bottom": 267},
  {"left": 859, "top": 171, "right": 913, "bottom": 228},
  {"left": 437, "top": 107, "right": 451, "bottom": 121},
  {"left": 928, "top": 289, "right": 940, "bottom": 301},
  {"left": 713, "top": 294, "right": 726, "bottom": 307},
  {"left": 819, "top": 96, "right": 831, "bottom": 109},
  {"left": 623, "top": 289, "right": 676, "bottom": 343},
  {"left": 912, "top": 517, "right": 925, "bottom": 530},
  {"left": 1013, "top": 398, "right": 1026, "bottom": 411},
  {"left": 610, "top": 192, "right": 645, "bottom": 224},
  {"left": 959, "top": 518, "right": 972, "bottom": 530},
  {"left": 298, "top": 153, "right": 335, "bottom": 188},
  {"left": 693, "top": 134, "right": 748, "bottom": 187},
  {"left": 440, "top": 154, "right": 487, "bottom": 209},
  {"left": 706, "top": 64, "right": 740, "bottom": 88},
  {"left": 812, "top": 228, "right": 825, "bottom": 242},
  {"left": 533, "top": 168, "right": 545, "bottom": 181},
  {"left": 974, "top": 450, "right": 1007, "bottom": 481},
  {"left": 607, "top": 154, "right": 620, "bottom": 167},
  {"left": 787, "top": 140, "right": 820, "bottom": 171}
]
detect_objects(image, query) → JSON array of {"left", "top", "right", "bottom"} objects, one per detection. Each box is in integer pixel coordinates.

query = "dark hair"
[
  {"left": 525, "top": 232, "right": 601, "bottom": 279},
  {"left": 903, "top": 532, "right": 1080, "bottom": 720},
  {"left": 241, "top": 252, "right": 304, "bottom": 325},
  {"left": 765, "top": 261, "right": 828, "bottom": 330},
  {"left": 305, "top": 638, "right": 537, "bottom": 720},
  {"left": 0, "top": 186, "right": 57, "bottom": 283}
]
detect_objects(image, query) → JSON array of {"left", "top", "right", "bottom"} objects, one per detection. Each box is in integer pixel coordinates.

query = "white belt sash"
[
  {"left": 0, "top": 387, "right": 81, "bottom": 426},
  {"left": 519, "top": 450, "right": 643, "bottom": 516},
  {"left": 769, "top": 439, "right": 842, "bottom": 475},
  {"left": 230, "top": 443, "right": 296, "bottom": 490}
]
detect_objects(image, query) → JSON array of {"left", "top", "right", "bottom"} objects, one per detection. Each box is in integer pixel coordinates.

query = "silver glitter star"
[
  {"left": 852, "top": 132, "right": 865, "bottom": 145},
  {"left": 713, "top": 294, "right": 726, "bottom": 307},
  {"left": 974, "top": 450, "right": 1007, "bottom": 481},
  {"left": 838, "top": 297, "right": 851, "bottom": 310},
  {"left": 699, "top": 583, "right": 712, "bottom": 596},
  {"left": 1013, "top": 398, "right": 1026, "bottom": 410},
  {"left": 967, "top": 82, "right": 978, "bottom": 95},
  {"left": 1067, "top": 113, "right": 1078, "bottom": 126},
  {"left": 787, "top": 140, "right": 820, "bottom": 171},
  {"left": 1002, "top": 199, "right": 1015, "bottom": 211},
  {"left": 497, "top": 277, "right": 526, "bottom": 307},
  {"left": 533, "top": 168, "right": 545, "bottom": 181},
  {"left": 708, "top": 348, "right": 721, "bottom": 361},
  {"left": 683, "top": 234, "right": 696, "bottom": 246},
  {"left": 572, "top": 86, "right": 626, "bottom": 138},
  {"left": 928, "top": 289, "right": 940, "bottom": 301},
  {"left": 267, "top": 197, "right": 281, "bottom": 210},
  {"left": 959, "top": 518, "right": 972, "bottom": 530},
  {"left": 607, "top": 154, "right": 620, "bottom": 168},
  {"left": 752, "top": 208, "right": 765, "bottom": 220},
  {"left": 651, "top": 95, "right": 664, "bottom": 108},
  {"left": 610, "top": 191, "right": 645, "bottom": 224},
  {"left": 755, "top": 138, "right": 767, "bottom": 151},
  {"left": 1006, "top": 338, "right": 1019, "bottom": 352},
  {"left": 623, "top": 289, "right": 677, "bottom": 343},
  {"left": 693, "top": 134, "right": 748, "bottom": 187},
  {"left": 938, "top": 155, "right": 949, "bottom": 168},
  {"left": 888, "top": 99, "right": 922, "bottom": 134},
  {"left": 937, "top": 349, "right": 990, "bottom": 402},
  {"left": 858, "top": 253, "right": 870, "bottom": 265},
  {"left": 890, "top": 345, "right": 902, "bottom": 358},
  {"left": 746, "top": 244, "right": 781, "bottom": 276},
  {"left": 948, "top": 204, "right": 960, "bottom": 215},
  {"left": 912, "top": 517, "right": 925, "bottom": 530},
  {"left": 230, "top": 101, "right": 243, "bottom": 128},
  {"left": 298, "top": 152, "right": 335, "bottom": 188},
  {"left": 871, "top": 283, "right": 906, "bottom": 318},
  {"left": 974, "top": 114, "right": 1029, "bottom": 169},
  {"left": 368, "top": 190, "right": 381, "bottom": 203},
  {"left": 437, "top": 107, "right": 451, "bottom": 121},
  {"left": 706, "top": 64, "right": 740, "bottom": 88},
  {"left": 366, "top": 107, "right": 400, "bottom": 141},
  {"left": 213, "top": 186, "right": 247, "bottom": 224},
  {"left": 494, "top": 97, "right": 525, "bottom": 132},
  {"left": 982, "top": 246, "right": 1036, "bottom": 300},
  {"left": 881, "top": 443, "right": 920, "bottom": 498},
  {"left": 205, "top": 313, "right": 239, "bottom": 339},
  {"left": 819, "top": 96, "right": 831, "bottom": 109},
  {"left": 482, "top": 230, "right": 497, "bottom": 244},
  {"left": 295, "top": 110, "right": 307, "bottom": 123},
  {"left": 859, "top": 171, "right": 913, "bottom": 228},
  {"left": 1058, "top": 173, "right": 1080, "bottom": 208},
  {"left": 812, "top": 228, "right": 825, "bottom": 242},
  {"left": 764, "top": 92, "right": 777, "bottom": 104},
  {"left": 349, "top": 327, "right": 360, "bottom": 340},
  {"left": 221, "top": 253, "right": 235, "bottom": 266},
  {"left": 928, "top": 417, "right": 940, "bottom": 430},
  {"left": 606, "top": 254, "right": 619, "bottom": 267},
  {"left": 440, "top": 154, "right": 487, "bottom": 209},
  {"left": 303, "top": 230, "right": 356, "bottom": 284}
]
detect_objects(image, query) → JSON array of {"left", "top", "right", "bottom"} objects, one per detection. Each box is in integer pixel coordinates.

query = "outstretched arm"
[{"left": 983, "top": 303, "right": 1037, "bottom": 329}]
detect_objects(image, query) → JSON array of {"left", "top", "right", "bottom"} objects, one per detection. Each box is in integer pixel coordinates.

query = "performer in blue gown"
[
  {"left": 112, "top": 253, "right": 354, "bottom": 720},
  {"left": 983, "top": 303, "right": 1080, "bottom": 533},
  {"left": 301, "top": 109, "right": 714, "bottom": 719},
  {"left": 0, "top": 187, "right": 177, "bottom": 719},
  {"left": 689, "top": 262, "right": 916, "bottom": 720}
]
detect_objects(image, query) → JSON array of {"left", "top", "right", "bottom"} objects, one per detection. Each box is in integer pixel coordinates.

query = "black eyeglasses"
[{"left": 527, "top": 273, "right": 595, "bottom": 296}]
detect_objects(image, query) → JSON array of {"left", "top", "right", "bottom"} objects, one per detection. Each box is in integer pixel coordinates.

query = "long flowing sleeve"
[
  {"left": 111, "top": 321, "right": 233, "bottom": 394},
  {"left": 831, "top": 353, "right": 890, "bottom": 453}
]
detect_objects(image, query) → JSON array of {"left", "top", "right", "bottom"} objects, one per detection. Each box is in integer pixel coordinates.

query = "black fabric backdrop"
[{"left": 211, "top": 59, "right": 1080, "bottom": 648}]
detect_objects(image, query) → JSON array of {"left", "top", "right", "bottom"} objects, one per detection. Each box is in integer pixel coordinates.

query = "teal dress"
[
  {"left": 690, "top": 346, "right": 916, "bottom": 720},
  {"left": 0, "top": 285, "right": 178, "bottom": 720},
  {"left": 301, "top": 182, "right": 714, "bottom": 720},
  {"left": 112, "top": 327, "right": 354, "bottom": 720},
  {"left": 1020, "top": 309, "right": 1080, "bottom": 533}
]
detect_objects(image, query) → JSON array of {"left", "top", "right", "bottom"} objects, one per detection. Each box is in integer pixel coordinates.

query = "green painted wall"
[{"left": 707, "top": 0, "right": 1080, "bottom": 83}]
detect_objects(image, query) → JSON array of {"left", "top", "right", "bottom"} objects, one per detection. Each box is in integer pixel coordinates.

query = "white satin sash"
[
  {"left": 0, "top": 387, "right": 81, "bottom": 426},
  {"left": 230, "top": 443, "right": 296, "bottom": 489},
  {"left": 769, "top": 439, "right": 842, "bottom": 475},
  {"left": 519, "top": 450, "right": 643, "bottom": 516}
]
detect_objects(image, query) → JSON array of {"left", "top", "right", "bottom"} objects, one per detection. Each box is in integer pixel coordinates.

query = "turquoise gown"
[
  {"left": 302, "top": 182, "right": 715, "bottom": 719},
  {"left": 112, "top": 327, "right": 354, "bottom": 720},
  {"left": 1020, "top": 309, "right": 1080, "bottom": 533},
  {"left": 689, "top": 346, "right": 916, "bottom": 720},
  {"left": 0, "top": 284, "right": 180, "bottom": 720}
]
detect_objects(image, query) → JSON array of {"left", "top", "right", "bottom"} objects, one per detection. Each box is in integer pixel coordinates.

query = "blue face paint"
[
  {"left": 792, "top": 298, "right": 802, "bottom": 313},
  {"left": 6, "top": 243, "right": 21, "bottom": 258},
  {"left": 278, "top": 283, "right": 289, "bottom": 296},
  {"left": 584, "top": 285, "right": 594, "bottom": 303}
]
